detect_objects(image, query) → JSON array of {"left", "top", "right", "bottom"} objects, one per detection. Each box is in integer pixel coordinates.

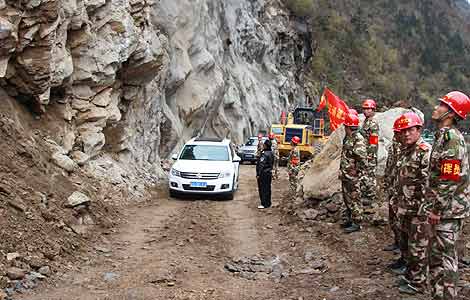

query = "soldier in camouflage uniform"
[
  {"left": 287, "top": 136, "right": 301, "bottom": 196},
  {"left": 422, "top": 91, "right": 470, "bottom": 300},
  {"left": 340, "top": 111, "right": 367, "bottom": 233},
  {"left": 360, "top": 99, "right": 379, "bottom": 206},
  {"left": 391, "top": 113, "right": 431, "bottom": 295},
  {"left": 383, "top": 118, "right": 404, "bottom": 253},
  {"left": 269, "top": 133, "right": 280, "bottom": 179}
]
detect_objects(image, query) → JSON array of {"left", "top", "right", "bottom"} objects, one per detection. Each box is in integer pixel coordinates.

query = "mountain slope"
[{"left": 287, "top": 0, "right": 470, "bottom": 121}]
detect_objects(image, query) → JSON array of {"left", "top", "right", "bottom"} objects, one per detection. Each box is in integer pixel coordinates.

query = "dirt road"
[{"left": 17, "top": 165, "right": 468, "bottom": 300}]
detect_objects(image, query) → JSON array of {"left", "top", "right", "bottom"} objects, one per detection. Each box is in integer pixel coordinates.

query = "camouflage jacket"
[
  {"left": 361, "top": 116, "right": 379, "bottom": 165},
  {"left": 287, "top": 146, "right": 301, "bottom": 173},
  {"left": 384, "top": 137, "right": 402, "bottom": 192},
  {"left": 271, "top": 139, "right": 279, "bottom": 159},
  {"left": 423, "top": 127, "right": 470, "bottom": 219},
  {"left": 340, "top": 130, "right": 367, "bottom": 182},
  {"left": 396, "top": 138, "right": 431, "bottom": 215}
]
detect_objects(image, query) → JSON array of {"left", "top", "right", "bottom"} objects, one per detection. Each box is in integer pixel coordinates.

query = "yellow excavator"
[{"left": 272, "top": 108, "right": 328, "bottom": 162}]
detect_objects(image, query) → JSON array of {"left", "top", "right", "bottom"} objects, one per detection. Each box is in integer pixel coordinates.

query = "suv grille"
[{"left": 180, "top": 172, "right": 220, "bottom": 180}]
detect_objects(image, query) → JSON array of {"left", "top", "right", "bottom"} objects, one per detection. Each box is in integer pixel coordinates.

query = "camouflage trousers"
[
  {"left": 429, "top": 219, "right": 464, "bottom": 300},
  {"left": 273, "top": 156, "right": 279, "bottom": 179},
  {"left": 388, "top": 195, "right": 400, "bottom": 245},
  {"left": 401, "top": 215, "right": 430, "bottom": 290},
  {"left": 288, "top": 169, "right": 299, "bottom": 197},
  {"left": 341, "top": 179, "right": 363, "bottom": 223},
  {"left": 360, "top": 165, "right": 377, "bottom": 205}
]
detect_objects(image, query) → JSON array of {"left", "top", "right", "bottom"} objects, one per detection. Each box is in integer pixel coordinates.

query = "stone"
[
  {"left": 94, "top": 246, "right": 111, "bottom": 253},
  {"left": 79, "top": 131, "right": 105, "bottom": 157},
  {"left": 62, "top": 131, "right": 76, "bottom": 154},
  {"left": 7, "top": 198, "right": 26, "bottom": 212},
  {"left": 325, "top": 202, "right": 339, "bottom": 213},
  {"left": 38, "top": 266, "right": 51, "bottom": 276},
  {"left": 66, "top": 191, "right": 91, "bottom": 208},
  {"left": 302, "top": 209, "right": 319, "bottom": 221},
  {"left": 52, "top": 152, "right": 78, "bottom": 172},
  {"left": 6, "top": 252, "right": 21, "bottom": 261},
  {"left": 70, "top": 151, "right": 90, "bottom": 166},
  {"left": 28, "top": 271, "right": 46, "bottom": 280},
  {"left": 103, "top": 272, "right": 119, "bottom": 282},
  {"left": 7, "top": 267, "right": 26, "bottom": 280},
  {"left": 76, "top": 107, "right": 108, "bottom": 125},
  {"left": 71, "top": 99, "right": 93, "bottom": 112},
  {"left": 92, "top": 88, "right": 112, "bottom": 107},
  {"left": 0, "top": 290, "right": 6, "bottom": 300},
  {"left": 71, "top": 85, "right": 95, "bottom": 100}
]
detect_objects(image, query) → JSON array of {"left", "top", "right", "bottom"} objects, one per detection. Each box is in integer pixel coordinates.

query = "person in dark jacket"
[{"left": 256, "top": 139, "right": 274, "bottom": 209}]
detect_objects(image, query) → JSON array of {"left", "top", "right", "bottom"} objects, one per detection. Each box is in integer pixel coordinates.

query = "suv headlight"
[
  {"left": 171, "top": 168, "right": 181, "bottom": 177},
  {"left": 218, "top": 171, "right": 232, "bottom": 179}
]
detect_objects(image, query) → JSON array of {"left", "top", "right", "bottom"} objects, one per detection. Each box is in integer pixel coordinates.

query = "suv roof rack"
[{"left": 194, "top": 137, "right": 225, "bottom": 142}]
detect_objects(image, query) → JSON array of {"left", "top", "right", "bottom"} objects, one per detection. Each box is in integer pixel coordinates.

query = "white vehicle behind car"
[{"left": 168, "top": 137, "right": 241, "bottom": 200}]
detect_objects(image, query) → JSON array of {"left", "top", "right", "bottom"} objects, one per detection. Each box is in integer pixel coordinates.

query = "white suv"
[{"left": 168, "top": 137, "right": 241, "bottom": 200}]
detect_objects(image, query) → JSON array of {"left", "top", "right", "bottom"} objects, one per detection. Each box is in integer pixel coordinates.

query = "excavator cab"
[
  {"left": 277, "top": 107, "right": 328, "bottom": 162},
  {"left": 292, "top": 108, "right": 327, "bottom": 136}
]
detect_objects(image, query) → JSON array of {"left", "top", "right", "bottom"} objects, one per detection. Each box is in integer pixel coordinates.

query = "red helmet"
[
  {"left": 258, "top": 133, "right": 263, "bottom": 139},
  {"left": 291, "top": 136, "right": 301, "bottom": 145},
  {"left": 395, "top": 112, "right": 423, "bottom": 131},
  {"left": 362, "top": 99, "right": 377, "bottom": 109},
  {"left": 268, "top": 133, "right": 275, "bottom": 139},
  {"left": 439, "top": 91, "right": 470, "bottom": 120},
  {"left": 393, "top": 116, "right": 403, "bottom": 132},
  {"left": 344, "top": 112, "right": 359, "bottom": 127},
  {"left": 349, "top": 108, "right": 359, "bottom": 116}
]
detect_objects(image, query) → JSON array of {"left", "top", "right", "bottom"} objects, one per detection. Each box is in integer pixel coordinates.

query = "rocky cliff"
[{"left": 0, "top": 0, "right": 306, "bottom": 179}]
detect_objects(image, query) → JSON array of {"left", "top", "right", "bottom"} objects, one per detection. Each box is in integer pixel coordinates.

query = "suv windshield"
[
  {"left": 180, "top": 145, "right": 229, "bottom": 161},
  {"left": 245, "top": 138, "right": 258, "bottom": 146}
]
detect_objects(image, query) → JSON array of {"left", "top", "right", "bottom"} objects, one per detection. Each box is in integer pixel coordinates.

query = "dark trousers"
[{"left": 257, "top": 172, "right": 272, "bottom": 208}]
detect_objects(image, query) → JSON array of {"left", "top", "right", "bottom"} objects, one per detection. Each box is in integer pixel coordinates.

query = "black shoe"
[
  {"left": 387, "top": 257, "right": 405, "bottom": 269},
  {"left": 383, "top": 243, "right": 399, "bottom": 252},
  {"left": 398, "top": 283, "right": 421, "bottom": 295},
  {"left": 344, "top": 223, "right": 361, "bottom": 233},
  {"left": 396, "top": 275, "right": 409, "bottom": 286},
  {"left": 340, "top": 221, "right": 352, "bottom": 228}
]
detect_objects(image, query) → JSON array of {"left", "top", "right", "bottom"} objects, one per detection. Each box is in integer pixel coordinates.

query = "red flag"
[{"left": 317, "top": 87, "right": 349, "bottom": 131}]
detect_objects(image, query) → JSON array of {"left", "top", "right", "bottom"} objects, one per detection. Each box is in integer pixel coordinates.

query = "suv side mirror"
[{"left": 171, "top": 153, "right": 178, "bottom": 160}]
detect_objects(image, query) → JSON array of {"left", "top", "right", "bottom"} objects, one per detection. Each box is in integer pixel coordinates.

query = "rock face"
[
  {"left": 301, "top": 108, "right": 422, "bottom": 201},
  {"left": 0, "top": 0, "right": 306, "bottom": 177}
]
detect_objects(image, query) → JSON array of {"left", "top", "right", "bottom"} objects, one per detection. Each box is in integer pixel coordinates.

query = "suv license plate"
[{"left": 190, "top": 182, "right": 207, "bottom": 188}]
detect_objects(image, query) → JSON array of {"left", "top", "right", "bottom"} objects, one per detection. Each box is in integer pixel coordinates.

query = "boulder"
[
  {"left": 302, "top": 108, "right": 422, "bottom": 201},
  {"left": 79, "top": 131, "right": 105, "bottom": 157},
  {"left": 62, "top": 131, "right": 76, "bottom": 154},
  {"left": 51, "top": 152, "right": 78, "bottom": 172},
  {"left": 7, "top": 267, "right": 26, "bottom": 280},
  {"left": 70, "top": 150, "right": 90, "bottom": 166},
  {"left": 66, "top": 191, "right": 91, "bottom": 208}
]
